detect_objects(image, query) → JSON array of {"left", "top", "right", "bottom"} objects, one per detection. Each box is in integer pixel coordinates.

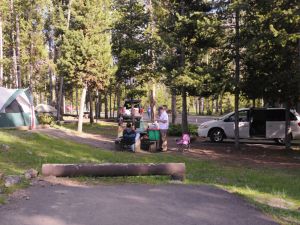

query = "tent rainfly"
[{"left": 0, "top": 87, "right": 37, "bottom": 128}]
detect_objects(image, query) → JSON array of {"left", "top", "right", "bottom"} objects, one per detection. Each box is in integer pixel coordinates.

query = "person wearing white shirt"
[{"left": 157, "top": 106, "right": 169, "bottom": 151}]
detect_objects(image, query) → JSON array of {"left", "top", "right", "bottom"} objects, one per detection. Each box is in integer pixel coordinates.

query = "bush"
[
  {"left": 37, "top": 114, "right": 55, "bottom": 125},
  {"left": 168, "top": 124, "right": 198, "bottom": 136}
]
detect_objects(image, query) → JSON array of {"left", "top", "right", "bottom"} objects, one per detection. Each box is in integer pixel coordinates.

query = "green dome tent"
[{"left": 0, "top": 87, "right": 37, "bottom": 128}]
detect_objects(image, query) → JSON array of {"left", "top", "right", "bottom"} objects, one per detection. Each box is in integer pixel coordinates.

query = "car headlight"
[{"left": 199, "top": 124, "right": 209, "bottom": 129}]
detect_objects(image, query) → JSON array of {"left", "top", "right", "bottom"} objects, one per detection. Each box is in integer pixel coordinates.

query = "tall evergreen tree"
[{"left": 57, "top": 0, "right": 113, "bottom": 132}]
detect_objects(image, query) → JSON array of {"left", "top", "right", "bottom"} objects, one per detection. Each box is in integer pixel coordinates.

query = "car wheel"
[
  {"left": 210, "top": 128, "right": 224, "bottom": 143},
  {"left": 274, "top": 134, "right": 292, "bottom": 145},
  {"left": 274, "top": 138, "right": 285, "bottom": 145}
]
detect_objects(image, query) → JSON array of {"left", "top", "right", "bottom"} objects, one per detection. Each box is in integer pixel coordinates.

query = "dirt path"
[
  {"left": 34, "top": 128, "right": 300, "bottom": 168},
  {"left": 0, "top": 180, "right": 277, "bottom": 225},
  {"left": 34, "top": 128, "right": 116, "bottom": 150}
]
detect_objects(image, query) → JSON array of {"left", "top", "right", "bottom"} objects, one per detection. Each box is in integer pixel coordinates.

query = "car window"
[
  {"left": 266, "top": 109, "right": 297, "bottom": 121},
  {"left": 266, "top": 110, "right": 285, "bottom": 121},
  {"left": 226, "top": 110, "right": 249, "bottom": 122}
]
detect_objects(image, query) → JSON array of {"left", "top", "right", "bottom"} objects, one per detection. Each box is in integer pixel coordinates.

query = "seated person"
[{"left": 122, "top": 122, "right": 138, "bottom": 152}]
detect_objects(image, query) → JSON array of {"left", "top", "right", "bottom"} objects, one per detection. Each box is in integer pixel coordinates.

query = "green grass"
[
  {"left": 59, "top": 121, "right": 118, "bottom": 136},
  {"left": 0, "top": 130, "right": 300, "bottom": 224}
]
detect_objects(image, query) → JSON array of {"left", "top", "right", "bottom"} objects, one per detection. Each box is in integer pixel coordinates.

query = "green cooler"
[{"left": 148, "top": 129, "right": 160, "bottom": 141}]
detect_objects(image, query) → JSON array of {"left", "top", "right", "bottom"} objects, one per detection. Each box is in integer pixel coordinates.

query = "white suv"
[{"left": 198, "top": 108, "right": 300, "bottom": 143}]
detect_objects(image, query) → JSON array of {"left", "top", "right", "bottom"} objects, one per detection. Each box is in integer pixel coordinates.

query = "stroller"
[{"left": 176, "top": 133, "right": 191, "bottom": 152}]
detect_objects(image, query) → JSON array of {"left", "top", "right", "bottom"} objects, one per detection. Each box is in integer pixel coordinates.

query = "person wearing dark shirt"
[{"left": 123, "top": 122, "right": 137, "bottom": 152}]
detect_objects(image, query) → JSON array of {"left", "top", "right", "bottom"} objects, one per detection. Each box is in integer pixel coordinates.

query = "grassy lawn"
[
  {"left": 60, "top": 121, "right": 118, "bottom": 136},
  {"left": 0, "top": 130, "right": 300, "bottom": 224}
]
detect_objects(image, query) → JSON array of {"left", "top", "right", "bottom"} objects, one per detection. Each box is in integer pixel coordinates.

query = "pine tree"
[{"left": 57, "top": 0, "right": 113, "bottom": 132}]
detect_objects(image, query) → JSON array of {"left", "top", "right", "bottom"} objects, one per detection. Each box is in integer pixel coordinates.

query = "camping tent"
[
  {"left": 35, "top": 104, "right": 57, "bottom": 115},
  {"left": 0, "top": 87, "right": 37, "bottom": 128}
]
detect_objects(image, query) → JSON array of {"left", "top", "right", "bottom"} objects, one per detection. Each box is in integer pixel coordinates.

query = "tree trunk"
[
  {"left": 48, "top": 30, "right": 54, "bottom": 104},
  {"left": 181, "top": 88, "right": 188, "bottom": 134},
  {"left": 206, "top": 98, "right": 209, "bottom": 115},
  {"left": 215, "top": 96, "right": 219, "bottom": 114},
  {"left": 219, "top": 95, "right": 223, "bottom": 115},
  {"left": 57, "top": 0, "right": 72, "bottom": 121},
  {"left": 150, "top": 83, "right": 156, "bottom": 122},
  {"left": 78, "top": 83, "right": 87, "bottom": 132},
  {"left": 56, "top": 76, "right": 63, "bottom": 121},
  {"left": 116, "top": 85, "right": 121, "bottom": 117},
  {"left": 113, "top": 91, "right": 116, "bottom": 118},
  {"left": 9, "top": 0, "right": 17, "bottom": 88},
  {"left": 104, "top": 92, "right": 108, "bottom": 119},
  {"left": 285, "top": 102, "right": 291, "bottom": 150},
  {"left": 252, "top": 98, "right": 256, "bottom": 108},
  {"left": 98, "top": 92, "right": 102, "bottom": 119},
  {"left": 109, "top": 89, "right": 112, "bottom": 118},
  {"left": 0, "top": 12, "right": 3, "bottom": 86},
  {"left": 200, "top": 97, "right": 204, "bottom": 115},
  {"left": 198, "top": 97, "right": 201, "bottom": 115},
  {"left": 76, "top": 87, "right": 79, "bottom": 116},
  {"left": 15, "top": 14, "right": 21, "bottom": 88},
  {"left": 171, "top": 92, "right": 177, "bottom": 124},
  {"left": 234, "top": 7, "right": 240, "bottom": 150},
  {"left": 89, "top": 90, "right": 94, "bottom": 124},
  {"left": 29, "top": 40, "right": 33, "bottom": 90}
]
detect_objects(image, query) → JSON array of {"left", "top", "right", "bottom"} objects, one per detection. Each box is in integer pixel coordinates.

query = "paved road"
[{"left": 0, "top": 184, "right": 277, "bottom": 225}]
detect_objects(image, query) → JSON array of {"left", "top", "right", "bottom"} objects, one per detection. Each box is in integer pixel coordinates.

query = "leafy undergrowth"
[{"left": 0, "top": 130, "right": 300, "bottom": 224}]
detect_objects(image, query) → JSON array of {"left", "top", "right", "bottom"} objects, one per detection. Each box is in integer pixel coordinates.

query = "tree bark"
[
  {"left": 0, "top": 12, "right": 3, "bottom": 86},
  {"left": 200, "top": 97, "right": 204, "bottom": 115},
  {"left": 104, "top": 91, "right": 108, "bottom": 119},
  {"left": 109, "top": 89, "right": 112, "bottom": 118},
  {"left": 116, "top": 84, "right": 121, "bottom": 115},
  {"left": 171, "top": 92, "right": 177, "bottom": 124},
  {"left": 252, "top": 98, "right": 256, "bottom": 108},
  {"left": 29, "top": 40, "right": 33, "bottom": 89},
  {"left": 56, "top": 77, "right": 63, "bottom": 121},
  {"left": 219, "top": 95, "right": 223, "bottom": 115},
  {"left": 15, "top": 14, "right": 21, "bottom": 88},
  {"left": 57, "top": 0, "right": 72, "bottom": 121},
  {"left": 78, "top": 83, "right": 87, "bottom": 132},
  {"left": 48, "top": 29, "right": 55, "bottom": 104},
  {"left": 89, "top": 90, "right": 94, "bottom": 124},
  {"left": 285, "top": 102, "right": 291, "bottom": 150},
  {"left": 234, "top": 7, "right": 241, "bottom": 151},
  {"left": 113, "top": 91, "right": 116, "bottom": 118},
  {"left": 98, "top": 92, "right": 102, "bottom": 119},
  {"left": 9, "top": 0, "right": 18, "bottom": 88},
  {"left": 181, "top": 88, "right": 188, "bottom": 134},
  {"left": 150, "top": 83, "right": 156, "bottom": 122},
  {"left": 76, "top": 87, "right": 79, "bottom": 116},
  {"left": 215, "top": 96, "right": 219, "bottom": 114}
]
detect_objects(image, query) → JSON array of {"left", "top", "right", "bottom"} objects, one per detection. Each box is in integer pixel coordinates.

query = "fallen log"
[{"left": 42, "top": 163, "right": 185, "bottom": 181}]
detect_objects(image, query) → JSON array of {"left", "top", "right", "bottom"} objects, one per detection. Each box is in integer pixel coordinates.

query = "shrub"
[
  {"left": 37, "top": 114, "right": 55, "bottom": 125},
  {"left": 168, "top": 123, "right": 198, "bottom": 136}
]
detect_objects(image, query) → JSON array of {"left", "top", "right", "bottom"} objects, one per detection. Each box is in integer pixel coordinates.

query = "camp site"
[{"left": 0, "top": 1, "right": 299, "bottom": 225}]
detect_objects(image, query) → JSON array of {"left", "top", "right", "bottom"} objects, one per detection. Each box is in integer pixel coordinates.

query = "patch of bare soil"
[{"left": 167, "top": 137, "right": 300, "bottom": 169}]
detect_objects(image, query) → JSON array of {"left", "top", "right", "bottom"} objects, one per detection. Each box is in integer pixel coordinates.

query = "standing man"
[{"left": 157, "top": 106, "right": 169, "bottom": 152}]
